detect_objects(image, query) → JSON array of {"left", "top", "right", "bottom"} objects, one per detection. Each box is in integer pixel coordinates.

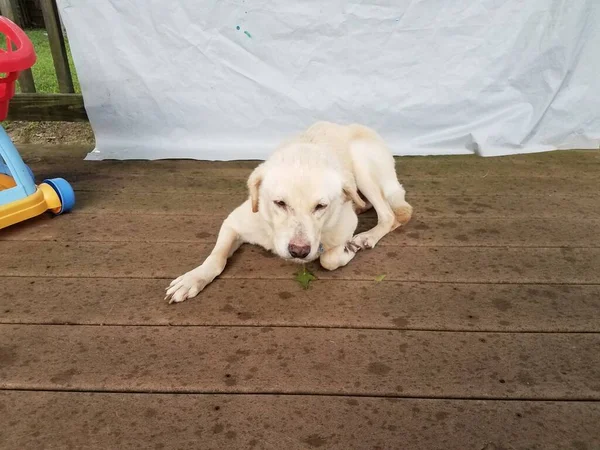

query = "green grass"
[{"left": 18, "top": 28, "right": 80, "bottom": 93}]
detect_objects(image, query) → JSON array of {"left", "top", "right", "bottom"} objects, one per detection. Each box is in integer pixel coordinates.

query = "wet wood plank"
[
  {"left": 1, "top": 278, "right": 599, "bottom": 332},
  {"left": 1, "top": 391, "right": 598, "bottom": 450},
  {"left": 1, "top": 241, "right": 598, "bottom": 284},
  {"left": 1, "top": 325, "right": 599, "bottom": 398},
  {"left": 25, "top": 172, "right": 600, "bottom": 196},
  {"left": 68, "top": 190, "right": 599, "bottom": 218},
  {"left": 18, "top": 148, "right": 600, "bottom": 196},
  {"left": 3, "top": 213, "right": 599, "bottom": 248},
  {"left": 18, "top": 144, "right": 600, "bottom": 173},
  {"left": 27, "top": 159, "right": 600, "bottom": 186}
]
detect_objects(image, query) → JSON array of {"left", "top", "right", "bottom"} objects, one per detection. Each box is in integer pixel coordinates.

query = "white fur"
[{"left": 165, "top": 122, "right": 413, "bottom": 303}]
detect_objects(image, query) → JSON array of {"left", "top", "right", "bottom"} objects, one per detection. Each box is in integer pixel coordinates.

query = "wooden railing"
[{"left": 0, "top": 0, "right": 87, "bottom": 121}]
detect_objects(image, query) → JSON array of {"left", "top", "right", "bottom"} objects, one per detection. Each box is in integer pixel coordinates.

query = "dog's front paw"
[
  {"left": 344, "top": 240, "right": 362, "bottom": 253},
  {"left": 165, "top": 271, "right": 210, "bottom": 304},
  {"left": 351, "top": 232, "right": 376, "bottom": 250}
]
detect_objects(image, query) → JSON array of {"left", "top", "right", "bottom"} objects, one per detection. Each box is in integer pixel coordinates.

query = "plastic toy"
[{"left": 0, "top": 16, "right": 75, "bottom": 230}]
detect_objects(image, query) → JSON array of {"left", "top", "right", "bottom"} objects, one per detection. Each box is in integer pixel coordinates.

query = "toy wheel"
[{"left": 43, "top": 178, "right": 75, "bottom": 214}]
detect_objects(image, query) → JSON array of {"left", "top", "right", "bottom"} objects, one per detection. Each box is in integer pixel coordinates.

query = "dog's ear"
[
  {"left": 247, "top": 164, "right": 265, "bottom": 213},
  {"left": 343, "top": 181, "right": 366, "bottom": 209}
]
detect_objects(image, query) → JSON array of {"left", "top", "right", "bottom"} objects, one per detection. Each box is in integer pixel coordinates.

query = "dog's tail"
[{"left": 384, "top": 182, "right": 413, "bottom": 226}]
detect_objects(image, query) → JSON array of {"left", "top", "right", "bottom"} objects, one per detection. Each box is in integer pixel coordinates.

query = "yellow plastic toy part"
[
  {"left": 0, "top": 173, "right": 16, "bottom": 190},
  {"left": 0, "top": 182, "right": 62, "bottom": 229}
]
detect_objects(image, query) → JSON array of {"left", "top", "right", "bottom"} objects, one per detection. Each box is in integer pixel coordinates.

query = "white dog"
[{"left": 165, "top": 122, "right": 412, "bottom": 303}]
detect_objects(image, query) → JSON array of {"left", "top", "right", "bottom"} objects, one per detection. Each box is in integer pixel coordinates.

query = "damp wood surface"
[{"left": 1, "top": 145, "right": 599, "bottom": 450}]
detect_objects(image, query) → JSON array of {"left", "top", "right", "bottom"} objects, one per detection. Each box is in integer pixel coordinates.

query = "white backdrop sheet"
[{"left": 57, "top": 0, "right": 600, "bottom": 160}]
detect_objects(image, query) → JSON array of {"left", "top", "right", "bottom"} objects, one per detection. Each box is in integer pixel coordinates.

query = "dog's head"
[{"left": 247, "top": 144, "right": 364, "bottom": 263}]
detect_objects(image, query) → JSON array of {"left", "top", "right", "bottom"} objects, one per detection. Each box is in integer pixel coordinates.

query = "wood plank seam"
[
  {"left": 2, "top": 274, "right": 600, "bottom": 284},
  {"left": 3, "top": 236, "right": 600, "bottom": 248},
  {"left": 1, "top": 387, "right": 599, "bottom": 402},
  {"left": 2, "top": 322, "right": 600, "bottom": 334}
]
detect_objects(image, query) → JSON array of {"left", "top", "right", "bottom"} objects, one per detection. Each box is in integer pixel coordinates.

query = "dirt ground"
[{"left": 4, "top": 121, "right": 95, "bottom": 146}]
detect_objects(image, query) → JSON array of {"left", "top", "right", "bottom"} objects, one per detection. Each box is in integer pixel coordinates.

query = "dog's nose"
[{"left": 288, "top": 243, "right": 311, "bottom": 259}]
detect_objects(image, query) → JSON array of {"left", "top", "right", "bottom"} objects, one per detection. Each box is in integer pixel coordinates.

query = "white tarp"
[{"left": 57, "top": 0, "right": 600, "bottom": 160}]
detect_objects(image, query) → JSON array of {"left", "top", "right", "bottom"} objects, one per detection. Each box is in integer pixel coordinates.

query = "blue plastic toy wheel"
[{"left": 43, "top": 177, "right": 75, "bottom": 214}]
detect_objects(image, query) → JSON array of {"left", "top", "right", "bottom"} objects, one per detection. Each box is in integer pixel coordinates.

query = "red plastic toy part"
[{"left": 0, "top": 16, "right": 36, "bottom": 121}]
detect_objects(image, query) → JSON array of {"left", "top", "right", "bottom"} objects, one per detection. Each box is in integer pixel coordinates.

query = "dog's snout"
[{"left": 288, "top": 243, "right": 311, "bottom": 259}]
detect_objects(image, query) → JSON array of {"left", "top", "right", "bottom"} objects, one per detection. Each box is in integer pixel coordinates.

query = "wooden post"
[
  {"left": 16, "top": 0, "right": 29, "bottom": 27},
  {"left": 39, "top": 0, "right": 74, "bottom": 93},
  {"left": 0, "top": 0, "right": 22, "bottom": 25},
  {"left": 0, "top": 0, "right": 37, "bottom": 93}
]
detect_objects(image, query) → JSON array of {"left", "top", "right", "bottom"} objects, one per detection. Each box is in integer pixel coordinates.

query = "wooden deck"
[{"left": 1, "top": 145, "right": 600, "bottom": 449}]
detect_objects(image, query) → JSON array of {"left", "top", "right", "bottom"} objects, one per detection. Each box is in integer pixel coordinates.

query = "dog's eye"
[
  {"left": 274, "top": 200, "right": 287, "bottom": 208},
  {"left": 314, "top": 203, "right": 327, "bottom": 211}
]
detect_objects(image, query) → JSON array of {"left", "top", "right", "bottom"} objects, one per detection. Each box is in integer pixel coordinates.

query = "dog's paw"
[
  {"left": 165, "top": 271, "right": 210, "bottom": 304},
  {"left": 351, "top": 232, "right": 377, "bottom": 250},
  {"left": 344, "top": 240, "right": 362, "bottom": 253}
]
